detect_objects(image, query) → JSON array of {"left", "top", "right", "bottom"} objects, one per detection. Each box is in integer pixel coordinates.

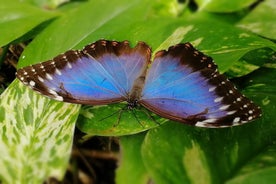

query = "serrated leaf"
[{"left": 0, "top": 80, "right": 80, "bottom": 183}]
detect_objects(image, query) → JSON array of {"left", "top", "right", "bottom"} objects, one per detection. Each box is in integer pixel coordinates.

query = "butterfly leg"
[{"left": 138, "top": 107, "right": 161, "bottom": 126}]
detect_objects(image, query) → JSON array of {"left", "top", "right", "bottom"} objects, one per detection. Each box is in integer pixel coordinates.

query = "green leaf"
[
  {"left": 0, "top": 80, "right": 80, "bottom": 183},
  {"left": 0, "top": 0, "right": 58, "bottom": 46},
  {"left": 116, "top": 133, "right": 151, "bottom": 184},
  {"left": 226, "top": 48, "right": 275, "bottom": 77},
  {"left": 237, "top": 0, "right": 276, "bottom": 40},
  {"left": 142, "top": 124, "right": 217, "bottom": 184},
  {"left": 194, "top": 0, "right": 257, "bottom": 12},
  {"left": 17, "top": 0, "right": 150, "bottom": 68},
  {"left": 141, "top": 67, "right": 276, "bottom": 183},
  {"left": 77, "top": 103, "right": 167, "bottom": 136},
  {"left": 226, "top": 143, "right": 276, "bottom": 184},
  {"left": 21, "top": 0, "right": 69, "bottom": 9}
]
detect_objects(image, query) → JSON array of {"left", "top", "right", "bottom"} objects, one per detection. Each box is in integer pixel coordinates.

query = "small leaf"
[{"left": 77, "top": 103, "right": 167, "bottom": 136}]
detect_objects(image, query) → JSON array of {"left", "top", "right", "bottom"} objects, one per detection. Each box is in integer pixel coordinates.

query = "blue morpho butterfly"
[{"left": 16, "top": 40, "right": 261, "bottom": 127}]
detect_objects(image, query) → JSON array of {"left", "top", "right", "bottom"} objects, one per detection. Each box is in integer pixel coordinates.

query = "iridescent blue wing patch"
[
  {"left": 16, "top": 40, "right": 151, "bottom": 105},
  {"left": 140, "top": 43, "right": 261, "bottom": 127}
]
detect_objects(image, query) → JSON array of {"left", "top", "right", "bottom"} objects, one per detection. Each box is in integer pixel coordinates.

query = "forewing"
[
  {"left": 16, "top": 40, "right": 151, "bottom": 105},
  {"left": 141, "top": 43, "right": 261, "bottom": 127}
]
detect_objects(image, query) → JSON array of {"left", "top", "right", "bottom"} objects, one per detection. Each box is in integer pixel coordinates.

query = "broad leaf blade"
[
  {"left": 141, "top": 67, "right": 276, "bottom": 183},
  {"left": 226, "top": 143, "right": 276, "bottom": 184},
  {"left": 116, "top": 133, "right": 150, "bottom": 184},
  {"left": 0, "top": 0, "right": 57, "bottom": 46},
  {"left": 0, "top": 81, "right": 80, "bottom": 183},
  {"left": 237, "top": 0, "right": 276, "bottom": 40}
]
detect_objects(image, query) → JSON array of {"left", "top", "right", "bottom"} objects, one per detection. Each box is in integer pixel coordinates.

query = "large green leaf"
[
  {"left": 237, "top": 0, "right": 276, "bottom": 40},
  {"left": 0, "top": 0, "right": 57, "bottom": 47},
  {"left": 140, "top": 68, "right": 276, "bottom": 184},
  {"left": 0, "top": 80, "right": 80, "bottom": 183},
  {"left": 226, "top": 143, "right": 276, "bottom": 184},
  {"left": 116, "top": 133, "right": 150, "bottom": 184}
]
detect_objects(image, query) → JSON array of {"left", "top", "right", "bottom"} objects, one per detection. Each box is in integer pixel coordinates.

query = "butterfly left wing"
[
  {"left": 140, "top": 43, "right": 261, "bottom": 127},
  {"left": 16, "top": 40, "right": 151, "bottom": 105}
]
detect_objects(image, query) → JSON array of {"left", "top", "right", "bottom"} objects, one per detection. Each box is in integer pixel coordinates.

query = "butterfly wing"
[
  {"left": 140, "top": 43, "right": 261, "bottom": 127},
  {"left": 16, "top": 40, "right": 151, "bottom": 105}
]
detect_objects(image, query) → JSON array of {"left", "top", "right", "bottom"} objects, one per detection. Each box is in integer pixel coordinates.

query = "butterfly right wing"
[{"left": 140, "top": 43, "right": 261, "bottom": 127}]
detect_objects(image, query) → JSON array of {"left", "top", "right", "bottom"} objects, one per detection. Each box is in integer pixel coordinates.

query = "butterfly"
[{"left": 16, "top": 40, "right": 261, "bottom": 127}]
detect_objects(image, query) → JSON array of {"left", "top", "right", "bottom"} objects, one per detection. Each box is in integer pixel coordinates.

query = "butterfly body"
[{"left": 16, "top": 40, "right": 261, "bottom": 127}]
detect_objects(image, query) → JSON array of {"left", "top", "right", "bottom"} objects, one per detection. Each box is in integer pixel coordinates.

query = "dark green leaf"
[
  {"left": 237, "top": 0, "right": 276, "bottom": 40},
  {"left": 141, "top": 67, "right": 276, "bottom": 183},
  {"left": 0, "top": 0, "right": 58, "bottom": 46}
]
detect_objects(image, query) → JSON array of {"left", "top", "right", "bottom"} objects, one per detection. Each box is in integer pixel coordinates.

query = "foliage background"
[{"left": 0, "top": 0, "right": 275, "bottom": 183}]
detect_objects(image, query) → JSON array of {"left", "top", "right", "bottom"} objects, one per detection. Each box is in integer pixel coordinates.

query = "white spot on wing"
[
  {"left": 219, "top": 105, "right": 230, "bottom": 110},
  {"left": 209, "top": 86, "right": 216, "bottom": 92},
  {"left": 67, "top": 62, "right": 72, "bottom": 69},
  {"left": 46, "top": 73, "right": 53, "bottom": 80},
  {"left": 214, "top": 97, "right": 223, "bottom": 103},
  {"left": 53, "top": 95, "right": 64, "bottom": 101},
  {"left": 29, "top": 80, "right": 35, "bottom": 87},
  {"left": 38, "top": 76, "right": 44, "bottom": 82},
  {"left": 233, "top": 117, "right": 240, "bottom": 123},
  {"left": 227, "top": 110, "right": 236, "bottom": 115},
  {"left": 48, "top": 89, "right": 58, "bottom": 96},
  {"left": 55, "top": 69, "right": 62, "bottom": 75},
  {"left": 195, "top": 118, "right": 218, "bottom": 127}
]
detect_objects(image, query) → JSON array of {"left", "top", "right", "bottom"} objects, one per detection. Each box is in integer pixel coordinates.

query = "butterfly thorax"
[{"left": 127, "top": 71, "right": 147, "bottom": 109}]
